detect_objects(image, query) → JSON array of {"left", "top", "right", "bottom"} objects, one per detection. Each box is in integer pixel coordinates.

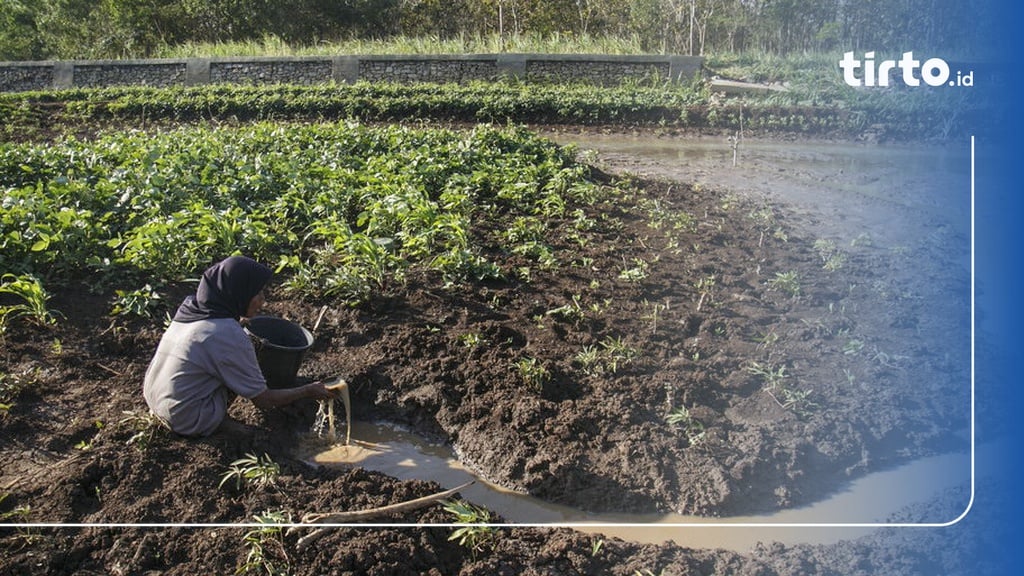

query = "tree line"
[{"left": 1, "top": 0, "right": 991, "bottom": 61}]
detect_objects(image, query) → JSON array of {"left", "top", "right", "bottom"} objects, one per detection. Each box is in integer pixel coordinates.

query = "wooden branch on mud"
[
  {"left": 299, "top": 480, "right": 473, "bottom": 524},
  {"left": 288, "top": 481, "right": 474, "bottom": 551},
  {"left": 97, "top": 362, "right": 123, "bottom": 376},
  {"left": 312, "top": 305, "right": 329, "bottom": 333}
]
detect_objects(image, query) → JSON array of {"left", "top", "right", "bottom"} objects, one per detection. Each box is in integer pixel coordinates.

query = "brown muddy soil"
[{"left": 0, "top": 127, "right": 984, "bottom": 574}]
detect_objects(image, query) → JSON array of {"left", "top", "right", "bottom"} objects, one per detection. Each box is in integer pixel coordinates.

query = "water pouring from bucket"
[
  {"left": 303, "top": 306, "right": 352, "bottom": 445},
  {"left": 314, "top": 378, "right": 351, "bottom": 445}
]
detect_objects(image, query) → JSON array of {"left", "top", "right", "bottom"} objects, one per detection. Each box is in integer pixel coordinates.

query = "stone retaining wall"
[
  {"left": 0, "top": 54, "right": 702, "bottom": 92},
  {"left": 358, "top": 58, "right": 499, "bottom": 85},
  {"left": 525, "top": 58, "right": 666, "bottom": 84}
]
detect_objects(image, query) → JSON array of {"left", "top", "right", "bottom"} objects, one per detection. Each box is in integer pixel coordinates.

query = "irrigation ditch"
[{"left": 0, "top": 111, "right": 985, "bottom": 574}]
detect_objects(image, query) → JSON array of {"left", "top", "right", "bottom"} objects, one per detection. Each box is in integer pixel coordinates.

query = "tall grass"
[
  {"left": 151, "top": 35, "right": 846, "bottom": 97},
  {"left": 153, "top": 32, "right": 652, "bottom": 59}
]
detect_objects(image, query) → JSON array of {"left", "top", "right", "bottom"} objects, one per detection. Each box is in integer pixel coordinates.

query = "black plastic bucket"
[{"left": 243, "top": 316, "right": 314, "bottom": 389}]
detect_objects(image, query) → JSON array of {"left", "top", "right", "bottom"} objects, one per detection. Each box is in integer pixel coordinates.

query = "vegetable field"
[{"left": 1, "top": 101, "right": 978, "bottom": 573}]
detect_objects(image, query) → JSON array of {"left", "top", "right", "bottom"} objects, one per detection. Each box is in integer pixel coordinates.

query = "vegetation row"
[
  {"left": 1, "top": 79, "right": 979, "bottom": 142},
  {"left": 0, "top": 122, "right": 612, "bottom": 313}
]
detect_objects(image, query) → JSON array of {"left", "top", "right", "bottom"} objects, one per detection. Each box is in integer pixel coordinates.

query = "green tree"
[
  {"left": 279, "top": 0, "right": 401, "bottom": 42},
  {"left": 31, "top": 0, "right": 191, "bottom": 59},
  {"left": 0, "top": 0, "right": 47, "bottom": 59},
  {"left": 0, "top": 0, "right": 995, "bottom": 62},
  {"left": 398, "top": 0, "right": 490, "bottom": 38}
]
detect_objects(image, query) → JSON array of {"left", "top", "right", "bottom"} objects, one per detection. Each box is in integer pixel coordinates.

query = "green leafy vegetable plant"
[
  {"left": 237, "top": 510, "right": 291, "bottom": 576},
  {"left": 0, "top": 274, "right": 57, "bottom": 335},
  {"left": 219, "top": 453, "right": 280, "bottom": 491},
  {"left": 441, "top": 499, "right": 497, "bottom": 558}
]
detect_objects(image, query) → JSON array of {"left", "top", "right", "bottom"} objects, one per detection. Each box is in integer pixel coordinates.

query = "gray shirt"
[{"left": 143, "top": 318, "right": 267, "bottom": 437}]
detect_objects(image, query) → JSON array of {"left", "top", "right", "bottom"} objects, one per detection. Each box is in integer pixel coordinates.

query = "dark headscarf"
[{"left": 173, "top": 256, "right": 273, "bottom": 323}]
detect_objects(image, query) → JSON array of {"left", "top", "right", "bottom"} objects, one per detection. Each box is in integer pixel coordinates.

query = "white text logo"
[{"left": 839, "top": 52, "right": 973, "bottom": 87}]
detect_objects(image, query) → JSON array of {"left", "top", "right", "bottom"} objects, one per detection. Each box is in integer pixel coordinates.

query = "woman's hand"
[
  {"left": 302, "top": 381, "right": 335, "bottom": 401},
  {"left": 251, "top": 381, "right": 333, "bottom": 409}
]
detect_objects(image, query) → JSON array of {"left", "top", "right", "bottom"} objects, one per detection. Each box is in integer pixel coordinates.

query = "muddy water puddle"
[
  {"left": 301, "top": 420, "right": 975, "bottom": 552},
  {"left": 550, "top": 133, "right": 972, "bottom": 248}
]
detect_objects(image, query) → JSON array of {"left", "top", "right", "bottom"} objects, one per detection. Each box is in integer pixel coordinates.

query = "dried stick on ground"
[{"left": 289, "top": 481, "right": 475, "bottom": 551}]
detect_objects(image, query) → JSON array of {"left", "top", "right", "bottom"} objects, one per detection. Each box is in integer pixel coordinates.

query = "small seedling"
[
  {"left": 753, "top": 330, "right": 779, "bottom": 348},
  {"left": 814, "top": 239, "right": 847, "bottom": 271},
  {"left": 512, "top": 241, "right": 558, "bottom": 270},
  {"left": 813, "top": 239, "right": 835, "bottom": 254},
  {"left": 749, "top": 205, "right": 775, "bottom": 227},
  {"left": 665, "top": 405, "right": 706, "bottom": 446},
  {"left": 870, "top": 348, "right": 902, "bottom": 369},
  {"left": 745, "top": 361, "right": 788, "bottom": 390},
  {"left": 119, "top": 410, "right": 165, "bottom": 451},
  {"left": 618, "top": 258, "right": 649, "bottom": 282},
  {"left": 843, "top": 339, "right": 864, "bottom": 356},
  {"left": 746, "top": 362, "right": 816, "bottom": 416},
  {"left": 220, "top": 453, "right": 280, "bottom": 491},
  {"left": 600, "top": 336, "right": 638, "bottom": 374},
  {"left": 0, "top": 493, "right": 39, "bottom": 544},
  {"left": 694, "top": 274, "right": 716, "bottom": 311},
  {"left": 767, "top": 271, "right": 801, "bottom": 297},
  {"left": 515, "top": 266, "right": 532, "bottom": 283},
  {"left": 850, "top": 233, "right": 873, "bottom": 247},
  {"left": 0, "top": 273, "right": 58, "bottom": 335},
  {"left": 771, "top": 386, "right": 817, "bottom": 416},
  {"left": 0, "top": 494, "right": 30, "bottom": 523},
  {"left": 641, "top": 300, "right": 669, "bottom": 333},
  {"left": 546, "top": 295, "right": 586, "bottom": 324},
  {"left": 237, "top": 510, "right": 290, "bottom": 576},
  {"left": 749, "top": 202, "right": 780, "bottom": 247},
  {"left": 504, "top": 216, "right": 546, "bottom": 244},
  {"left": 571, "top": 209, "right": 598, "bottom": 233},
  {"left": 441, "top": 499, "right": 497, "bottom": 558},
  {"left": 0, "top": 374, "right": 13, "bottom": 414},
  {"left": 843, "top": 369, "right": 856, "bottom": 385},
  {"left": 458, "top": 333, "right": 484, "bottom": 348},
  {"left": 515, "top": 357, "right": 550, "bottom": 392},
  {"left": 575, "top": 346, "right": 602, "bottom": 375}
]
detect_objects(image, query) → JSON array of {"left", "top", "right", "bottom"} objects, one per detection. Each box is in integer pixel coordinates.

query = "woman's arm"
[{"left": 250, "top": 381, "right": 334, "bottom": 409}]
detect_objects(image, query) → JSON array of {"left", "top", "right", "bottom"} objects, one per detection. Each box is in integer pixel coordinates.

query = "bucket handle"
[{"left": 242, "top": 318, "right": 270, "bottom": 351}]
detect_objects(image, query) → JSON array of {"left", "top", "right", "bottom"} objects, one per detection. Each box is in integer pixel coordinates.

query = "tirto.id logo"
[{"left": 840, "top": 52, "right": 973, "bottom": 87}]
